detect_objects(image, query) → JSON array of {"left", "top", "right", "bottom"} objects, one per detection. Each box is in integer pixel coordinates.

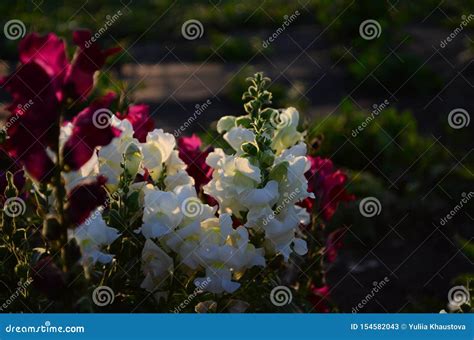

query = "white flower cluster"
[
  {"left": 63, "top": 104, "right": 312, "bottom": 297},
  {"left": 205, "top": 108, "right": 313, "bottom": 261}
]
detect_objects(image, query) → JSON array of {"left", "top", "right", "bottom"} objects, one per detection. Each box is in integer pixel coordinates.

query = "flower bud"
[
  {"left": 124, "top": 142, "right": 142, "bottom": 178},
  {"left": 42, "top": 214, "right": 62, "bottom": 241}
]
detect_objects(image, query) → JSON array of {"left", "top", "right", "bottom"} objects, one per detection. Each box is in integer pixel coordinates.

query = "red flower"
[
  {"left": 1, "top": 62, "right": 60, "bottom": 181},
  {"left": 308, "top": 284, "right": 331, "bottom": 313},
  {"left": 178, "top": 134, "right": 213, "bottom": 190},
  {"left": 326, "top": 228, "right": 346, "bottom": 263},
  {"left": 66, "top": 175, "right": 108, "bottom": 226},
  {"left": 62, "top": 92, "right": 121, "bottom": 170},
  {"left": 305, "top": 156, "right": 355, "bottom": 221},
  {"left": 1, "top": 31, "right": 119, "bottom": 182},
  {"left": 117, "top": 104, "right": 154, "bottom": 142},
  {"left": 63, "top": 30, "right": 121, "bottom": 101},
  {"left": 18, "top": 33, "right": 68, "bottom": 101}
]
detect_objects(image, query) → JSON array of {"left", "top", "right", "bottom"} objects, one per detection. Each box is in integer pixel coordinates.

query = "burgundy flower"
[
  {"left": 308, "top": 284, "right": 331, "bottom": 313},
  {"left": 66, "top": 175, "right": 108, "bottom": 226},
  {"left": 1, "top": 31, "right": 119, "bottom": 182},
  {"left": 326, "top": 228, "right": 346, "bottom": 263},
  {"left": 117, "top": 104, "right": 154, "bottom": 142},
  {"left": 18, "top": 32, "right": 68, "bottom": 101},
  {"left": 305, "top": 156, "right": 355, "bottom": 221},
  {"left": 178, "top": 134, "right": 213, "bottom": 190},
  {"left": 32, "top": 256, "right": 66, "bottom": 299},
  {"left": 62, "top": 92, "right": 121, "bottom": 170},
  {"left": 64, "top": 30, "right": 121, "bottom": 100},
  {"left": 1, "top": 62, "right": 59, "bottom": 182}
]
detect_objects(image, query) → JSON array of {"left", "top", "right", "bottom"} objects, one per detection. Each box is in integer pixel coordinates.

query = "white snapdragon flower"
[
  {"left": 140, "top": 239, "right": 174, "bottom": 292},
  {"left": 73, "top": 211, "right": 120, "bottom": 266},
  {"left": 175, "top": 184, "right": 216, "bottom": 224},
  {"left": 193, "top": 215, "right": 265, "bottom": 294},
  {"left": 164, "top": 150, "right": 195, "bottom": 191},
  {"left": 141, "top": 129, "right": 175, "bottom": 182},
  {"left": 141, "top": 186, "right": 183, "bottom": 238},
  {"left": 262, "top": 205, "right": 308, "bottom": 261},
  {"left": 98, "top": 117, "right": 141, "bottom": 191},
  {"left": 271, "top": 107, "right": 304, "bottom": 154},
  {"left": 216, "top": 115, "right": 237, "bottom": 134},
  {"left": 273, "top": 144, "right": 314, "bottom": 206},
  {"left": 141, "top": 183, "right": 215, "bottom": 240},
  {"left": 204, "top": 150, "right": 261, "bottom": 216},
  {"left": 224, "top": 126, "right": 256, "bottom": 154}
]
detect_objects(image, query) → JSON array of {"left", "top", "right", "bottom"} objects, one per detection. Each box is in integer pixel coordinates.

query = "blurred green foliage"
[{"left": 306, "top": 101, "right": 473, "bottom": 246}]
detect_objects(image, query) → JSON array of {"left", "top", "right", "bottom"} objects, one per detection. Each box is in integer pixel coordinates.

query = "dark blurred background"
[{"left": 0, "top": 0, "right": 473, "bottom": 312}]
